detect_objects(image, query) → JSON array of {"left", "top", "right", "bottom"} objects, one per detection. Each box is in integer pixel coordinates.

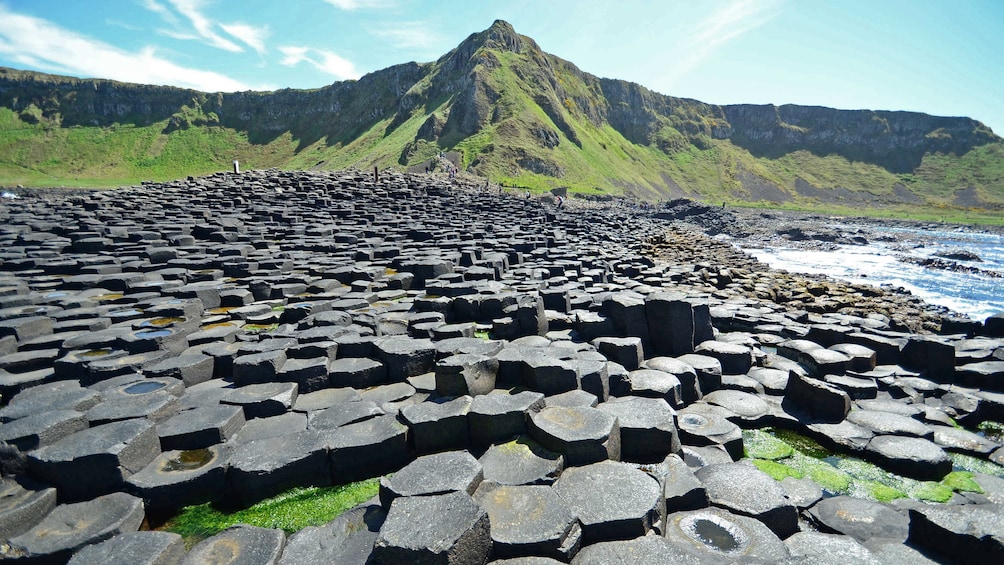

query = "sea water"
[{"left": 742, "top": 226, "right": 1004, "bottom": 322}]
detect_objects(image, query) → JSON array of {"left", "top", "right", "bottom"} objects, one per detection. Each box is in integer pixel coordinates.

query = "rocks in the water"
[{"left": 865, "top": 435, "right": 953, "bottom": 481}]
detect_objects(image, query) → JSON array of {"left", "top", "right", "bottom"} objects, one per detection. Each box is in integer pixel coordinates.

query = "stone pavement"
[{"left": 0, "top": 169, "right": 1001, "bottom": 563}]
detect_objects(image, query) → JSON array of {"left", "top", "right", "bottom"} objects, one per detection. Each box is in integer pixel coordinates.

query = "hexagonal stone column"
[
  {"left": 676, "top": 407, "right": 744, "bottom": 460},
  {"left": 6, "top": 492, "right": 144, "bottom": 563},
  {"left": 328, "top": 414, "right": 411, "bottom": 483},
  {"left": 125, "top": 445, "right": 230, "bottom": 512},
  {"left": 400, "top": 395, "right": 473, "bottom": 454},
  {"left": 663, "top": 507, "right": 790, "bottom": 562},
  {"left": 372, "top": 491, "right": 491, "bottom": 565},
  {"left": 66, "top": 531, "right": 184, "bottom": 564},
  {"left": 280, "top": 504, "right": 387, "bottom": 565},
  {"left": 598, "top": 397, "right": 679, "bottom": 463},
  {"left": 479, "top": 437, "right": 564, "bottom": 486},
  {"left": 379, "top": 451, "right": 483, "bottom": 508},
  {"left": 157, "top": 404, "right": 246, "bottom": 450},
  {"left": 553, "top": 460, "right": 663, "bottom": 544},
  {"left": 474, "top": 483, "right": 581, "bottom": 561},
  {"left": 181, "top": 525, "right": 286, "bottom": 565},
  {"left": 435, "top": 354, "right": 498, "bottom": 397},
  {"left": 228, "top": 429, "right": 330, "bottom": 506},
  {"left": 0, "top": 478, "right": 56, "bottom": 540},
  {"left": 694, "top": 462, "right": 798, "bottom": 539},
  {"left": 865, "top": 435, "right": 952, "bottom": 481},
  {"left": 468, "top": 390, "right": 544, "bottom": 447},
  {"left": 528, "top": 406, "right": 620, "bottom": 466},
  {"left": 28, "top": 419, "right": 161, "bottom": 501}
]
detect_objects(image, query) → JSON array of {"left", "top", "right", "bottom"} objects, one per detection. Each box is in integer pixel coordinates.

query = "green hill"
[{"left": 1, "top": 20, "right": 1001, "bottom": 217}]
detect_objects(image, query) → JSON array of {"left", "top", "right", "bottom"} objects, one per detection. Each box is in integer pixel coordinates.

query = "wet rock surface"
[{"left": 0, "top": 170, "right": 1000, "bottom": 562}]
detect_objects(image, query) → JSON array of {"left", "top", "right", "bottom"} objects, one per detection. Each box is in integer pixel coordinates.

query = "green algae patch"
[
  {"left": 162, "top": 479, "right": 380, "bottom": 547},
  {"left": 474, "top": 330, "right": 491, "bottom": 340},
  {"left": 743, "top": 429, "right": 794, "bottom": 460},
  {"left": 796, "top": 456, "right": 851, "bottom": 493},
  {"left": 910, "top": 481, "right": 953, "bottom": 503},
  {"left": 941, "top": 471, "right": 983, "bottom": 493},
  {"left": 771, "top": 428, "right": 830, "bottom": 458},
  {"left": 860, "top": 480, "right": 907, "bottom": 503},
  {"left": 949, "top": 452, "right": 1004, "bottom": 477},
  {"left": 751, "top": 459, "right": 803, "bottom": 481}
]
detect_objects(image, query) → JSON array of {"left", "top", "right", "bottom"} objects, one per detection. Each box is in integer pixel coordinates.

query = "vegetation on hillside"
[{"left": 0, "top": 20, "right": 1001, "bottom": 219}]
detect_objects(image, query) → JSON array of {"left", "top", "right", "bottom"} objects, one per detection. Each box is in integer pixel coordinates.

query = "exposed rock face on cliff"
[{"left": 0, "top": 20, "right": 1001, "bottom": 208}]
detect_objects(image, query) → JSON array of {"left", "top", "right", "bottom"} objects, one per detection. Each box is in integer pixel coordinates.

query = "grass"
[
  {"left": 161, "top": 479, "right": 380, "bottom": 546},
  {"left": 3, "top": 50, "right": 1004, "bottom": 221}
]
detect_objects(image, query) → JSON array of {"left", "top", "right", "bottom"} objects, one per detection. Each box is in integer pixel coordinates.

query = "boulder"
[{"left": 371, "top": 491, "right": 491, "bottom": 565}]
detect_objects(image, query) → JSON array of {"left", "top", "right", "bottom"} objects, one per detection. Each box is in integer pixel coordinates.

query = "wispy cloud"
[
  {"left": 143, "top": 0, "right": 269, "bottom": 55},
  {"left": 664, "top": 0, "right": 784, "bottom": 85},
  {"left": 366, "top": 21, "right": 440, "bottom": 50},
  {"left": 0, "top": 7, "right": 263, "bottom": 92},
  {"left": 220, "top": 22, "right": 269, "bottom": 55},
  {"left": 278, "top": 45, "right": 360, "bottom": 80},
  {"left": 323, "top": 0, "right": 397, "bottom": 10}
]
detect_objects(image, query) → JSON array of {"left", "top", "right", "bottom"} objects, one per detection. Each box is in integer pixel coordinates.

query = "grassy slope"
[{"left": 1, "top": 71, "right": 1002, "bottom": 224}]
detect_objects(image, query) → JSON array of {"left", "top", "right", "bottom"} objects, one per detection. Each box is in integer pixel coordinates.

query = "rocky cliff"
[{"left": 0, "top": 20, "right": 1001, "bottom": 210}]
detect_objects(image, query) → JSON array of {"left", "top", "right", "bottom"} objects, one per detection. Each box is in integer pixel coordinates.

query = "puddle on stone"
[
  {"left": 81, "top": 348, "right": 113, "bottom": 358},
  {"left": 110, "top": 308, "right": 144, "bottom": 318},
  {"left": 691, "top": 518, "right": 740, "bottom": 552},
  {"left": 136, "top": 329, "right": 173, "bottom": 339},
  {"left": 162, "top": 449, "right": 214, "bottom": 472},
  {"left": 140, "top": 317, "right": 185, "bottom": 328},
  {"left": 124, "top": 381, "right": 166, "bottom": 395}
]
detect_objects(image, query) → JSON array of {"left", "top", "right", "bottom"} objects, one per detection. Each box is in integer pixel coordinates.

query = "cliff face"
[
  {"left": 722, "top": 104, "right": 999, "bottom": 173},
  {"left": 0, "top": 20, "right": 1001, "bottom": 208}
]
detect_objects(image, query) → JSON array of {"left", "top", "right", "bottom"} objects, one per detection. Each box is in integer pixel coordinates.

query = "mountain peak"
[{"left": 478, "top": 19, "right": 526, "bottom": 54}]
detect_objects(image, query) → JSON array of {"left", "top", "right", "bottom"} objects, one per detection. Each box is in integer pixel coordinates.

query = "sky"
[{"left": 0, "top": 0, "right": 1002, "bottom": 134}]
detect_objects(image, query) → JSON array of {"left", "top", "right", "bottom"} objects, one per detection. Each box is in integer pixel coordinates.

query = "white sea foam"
[{"left": 747, "top": 242, "right": 1004, "bottom": 321}]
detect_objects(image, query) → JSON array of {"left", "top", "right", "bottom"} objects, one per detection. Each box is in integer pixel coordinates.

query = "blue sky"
[{"left": 1, "top": 0, "right": 1002, "bottom": 134}]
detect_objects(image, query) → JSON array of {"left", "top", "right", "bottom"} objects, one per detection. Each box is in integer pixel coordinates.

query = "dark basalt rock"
[
  {"left": 784, "top": 531, "right": 880, "bottom": 564},
  {"left": 663, "top": 506, "right": 790, "bottom": 562},
  {"left": 67, "top": 531, "right": 186, "bottom": 565},
  {"left": 807, "top": 495, "right": 910, "bottom": 543},
  {"left": 473, "top": 483, "right": 580, "bottom": 561},
  {"left": 379, "top": 450, "right": 483, "bottom": 508},
  {"left": 28, "top": 418, "right": 161, "bottom": 500},
  {"left": 371, "top": 491, "right": 491, "bottom": 565},
  {"left": 694, "top": 462, "right": 798, "bottom": 539},
  {"left": 181, "top": 524, "right": 286, "bottom": 565},
  {"left": 907, "top": 503, "right": 1004, "bottom": 564},
  {"left": 528, "top": 405, "right": 620, "bottom": 466},
  {"left": 553, "top": 460, "right": 663, "bottom": 544},
  {"left": 0, "top": 478, "right": 57, "bottom": 540},
  {"left": 4, "top": 492, "right": 145, "bottom": 563},
  {"left": 865, "top": 435, "right": 952, "bottom": 481},
  {"left": 279, "top": 504, "right": 387, "bottom": 565}
]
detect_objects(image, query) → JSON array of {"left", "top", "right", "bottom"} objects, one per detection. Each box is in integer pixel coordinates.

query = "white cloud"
[
  {"left": 664, "top": 0, "right": 785, "bottom": 86},
  {"left": 323, "top": 0, "right": 396, "bottom": 11},
  {"left": 165, "top": 0, "right": 242, "bottom": 52},
  {"left": 367, "top": 22, "right": 439, "bottom": 50},
  {"left": 279, "top": 45, "right": 360, "bottom": 80},
  {"left": 0, "top": 7, "right": 263, "bottom": 92},
  {"left": 220, "top": 22, "right": 269, "bottom": 55},
  {"left": 143, "top": 0, "right": 269, "bottom": 55}
]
